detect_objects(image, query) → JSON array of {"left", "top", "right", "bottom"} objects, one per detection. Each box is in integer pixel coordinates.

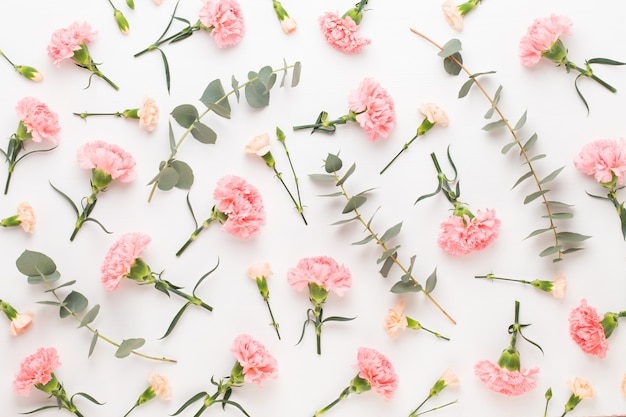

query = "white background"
[{"left": 1, "top": 1, "right": 626, "bottom": 416}]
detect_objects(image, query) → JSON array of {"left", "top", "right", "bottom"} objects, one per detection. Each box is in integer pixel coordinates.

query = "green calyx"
[
  {"left": 308, "top": 282, "right": 329, "bottom": 307},
  {"left": 91, "top": 169, "right": 113, "bottom": 192},
  {"left": 497, "top": 346, "right": 521, "bottom": 372},
  {"left": 348, "top": 374, "right": 372, "bottom": 396},
  {"left": 127, "top": 258, "right": 155, "bottom": 284},
  {"left": 542, "top": 39, "right": 569, "bottom": 66}
]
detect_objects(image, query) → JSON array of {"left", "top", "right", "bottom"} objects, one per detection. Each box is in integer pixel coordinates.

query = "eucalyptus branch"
[{"left": 410, "top": 28, "right": 589, "bottom": 262}]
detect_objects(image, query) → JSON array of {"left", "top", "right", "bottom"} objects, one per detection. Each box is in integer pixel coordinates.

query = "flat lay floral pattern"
[{"left": 2, "top": 1, "right": 626, "bottom": 417}]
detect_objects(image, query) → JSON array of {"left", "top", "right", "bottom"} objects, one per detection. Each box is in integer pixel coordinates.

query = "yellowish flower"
[{"left": 384, "top": 300, "right": 407, "bottom": 337}]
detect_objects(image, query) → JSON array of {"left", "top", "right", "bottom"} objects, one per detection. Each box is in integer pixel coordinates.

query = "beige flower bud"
[
  {"left": 419, "top": 103, "right": 449, "bottom": 126},
  {"left": 17, "top": 202, "right": 36, "bottom": 233},
  {"left": 442, "top": 0, "right": 463, "bottom": 31},
  {"left": 245, "top": 133, "right": 272, "bottom": 156},
  {"left": 138, "top": 97, "right": 159, "bottom": 132},
  {"left": 568, "top": 377, "right": 595, "bottom": 399},
  {"left": 247, "top": 262, "right": 273, "bottom": 279},
  {"left": 9, "top": 312, "right": 33, "bottom": 336}
]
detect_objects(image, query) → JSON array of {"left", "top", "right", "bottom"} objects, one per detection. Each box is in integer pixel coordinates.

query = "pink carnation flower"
[
  {"left": 287, "top": 255, "right": 352, "bottom": 297},
  {"left": 213, "top": 175, "right": 265, "bottom": 239},
  {"left": 199, "top": 0, "right": 245, "bottom": 48},
  {"left": 519, "top": 14, "right": 572, "bottom": 67},
  {"left": 13, "top": 347, "right": 60, "bottom": 396},
  {"left": 568, "top": 299, "right": 609, "bottom": 358},
  {"left": 319, "top": 12, "right": 371, "bottom": 54},
  {"left": 101, "top": 232, "right": 151, "bottom": 291},
  {"left": 574, "top": 138, "right": 626, "bottom": 185},
  {"left": 348, "top": 78, "right": 396, "bottom": 142},
  {"left": 231, "top": 334, "right": 278, "bottom": 386},
  {"left": 77, "top": 140, "right": 137, "bottom": 183},
  {"left": 15, "top": 97, "right": 61, "bottom": 144},
  {"left": 47, "top": 21, "right": 97, "bottom": 67},
  {"left": 474, "top": 360, "right": 538, "bottom": 396},
  {"left": 356, "top": 347, "right": 398, "bottom": 401},
  {"left": 437, "top": 209, "right": 501, "bottom": 255}
]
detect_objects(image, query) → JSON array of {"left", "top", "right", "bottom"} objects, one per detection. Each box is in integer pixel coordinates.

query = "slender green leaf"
[
  {"left": 309, "top": 173, "right": 336, "bottom": 182},
  {"left": 16, "top": 250, "right": 57, "bottom": 276},
  {"left": 390, "top": 280, "right": 422, "bottom": 293},
  {"left": 379, "top": 254, "right": 396, "bottom": 278},
  {"left": 424, "top": 268, "right": 437, "bottom": 294},
  {"left": 525, "top": 227, "right": 549, "bottom": 239},
  {"left": 522, "top": 133, "right": 538, "bottom": 153},
  {"left": 513, "top": 110, "right": 527, "bottom": 131},
  {"left": 168, "top": 121, "right": 176, "bottom": 151},
  {"left": 170, "top": 104, "right": 198, "bottom": 128},
  {"left": 562, "top": 247, "right": 584, "bottom": 254},
  {"left": 115, "top": 338, "right": 146, "bottom": 358},
  {"left": 79, "top": 304, "right": 100, "bottom": 328},
  {"left": 539, "top": 166, "right": 565, "bottom": 185},
  {"left": 336, "top": 163, "right": 356, "bottom": 186},
  {"left": 322, "top": 315, "right": 356, "bottom": 323},
  {"left": 528, "top": 153, "right": 546, "bottom": 163},
  {"left": 157, "top": 48, "right": 171, "bottom": 94},
  {"left": 547, "top": 200, "right": 574, "bottom": 208},
  {"left": 380, "top": 222, "right": 402, "bottom": 243},
  {"left": 190, "top": 122, "right": 217, "bottom": 144},
  {"left": 524, "top": 190, "right": 550, "bottom": 204},
  {"left": 319, "top": 191, "right": 344, "bottom": 197},
  {"left": 574, "top": 74, "right": 590, "bottom": 115},
  {"left": 70, "top": 391, "right": 104, "bottom": 405},
  {"left": 557, "top": 232, "right": 591, "bottom": 242},
  {"left": 171, "top": 392, "right": 208, "bottom": 416},
  {"left": 291, "top": 61, "right": 302, "bottom": 87},
  {"left": 458, "top": 78, "right": 474, "bottom": 98},
  {"left": 324, "top": 153, "right": 342, "bottom": 173},
  {"left": 511, "top": 171, "right": 533, "bottom": 189},
  {"left": 331, "top": 217, "right": 358, "bottom": 225},
  {"left": 501, "top": 141, "right": 517, "bottom": 155},
  {"left": 60, "top": 291, "right": 88, "bottom": 318},
  {"left": 88, "top": 330, "right": 98, "bottom": 357},
  {"left": 539, "top": 245, "right": 562, "bottom": 257},
  {"left": 231, "top": 75, "right": 240, "bottom": 102},
  {"left": 159, "top": 302, "right": 192, "bottom": 339},
  {"left": 542, "top": 212, "right": 574, "bottom": 219},
  {"left": 342, "top": 195, "right": 367, "bottom": 214},
  {"left": 587, "top": 57, "right": 626, "bottom": 65},
  {"left": 352, "top": 235, "right": 375, "bottom": 245},
  {"left": 443, "top": 52, "right": 463, "bottom": 76},
  {"left": 482, "top": 119, "right": 506, "bottom": 131},
  {"left": 37, "top": 301, "right": 63, "bottom": 306},
  {"left": 438, "top": 39, "right": 462, "bottom": 58}
]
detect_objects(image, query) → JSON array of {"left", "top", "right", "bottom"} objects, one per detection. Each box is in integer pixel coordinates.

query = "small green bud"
[{"left": 114, "top": 9, "right": 130, "bottom": 35}]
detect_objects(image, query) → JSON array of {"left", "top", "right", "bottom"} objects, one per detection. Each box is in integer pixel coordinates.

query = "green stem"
[
  {"left": 93, "top": 69, "right": 120, "bottom": 91},
  {"left": 411, "top": 400, "right": 457, "bottom": 416},
  {"left": 134, "top": 22, "right": 201, "bottom": 57},
  {"left": 474, "top": 274, "right": 531, "bottom": 285},
  {"left": 4, "top": 136, "right": 22, "bottom": 195},
  {"left": 122, "top": 403, "right": 138, "bottom": 417},
  {"left": 148, "top": 63, "right": 297, "bottom": 202},
  {"left": 73, "top": 112, "right": 123, "bottom": 119},
  {"left": 273, "top": 166, "right": 307, "bottom": 225},
  {"left": 175, "top": 217, "right": 215, "bottom": 256},
  {"left": 0, "top": 49, "right": 16, "bottom": 67},
  {"left": 567, "top": 62, "right": 617, "bottom": 92},
  {"left": 70, "top": 192, "right": 98, "bottom": 241},
  {"left": 163, "top": 281, "right": 213, "bottom": 311},
  {"left": 408, "top": 394, "right": 431, "bottom": 416},
  {"left": 264, "top": 296, "right": 281, "bottom": 340},
  {"left": 314, "top": 305, "right": 323, "bottom": 355},
  {"left": 380, "top": 132, "right": 419, "bottom": 174},
  {"left": 313, "top": 387, "right": 350, "bottom": 416},
  {"left": 41, "top": 274, "right": 176, "bottom": 363}
]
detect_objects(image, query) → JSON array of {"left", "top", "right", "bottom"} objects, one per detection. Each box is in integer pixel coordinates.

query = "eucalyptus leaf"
[
  {"left": 291, "top": 61, "right": 302, "bottom": 87},
  {"left": 336, "top": 163, "right": 356, "bottom": 186},
  {"left": 513, "top": 110, "right": 527, "bottom": 131},
  {"left": 528, "top": 153, "right": 546, "bottom": 163},
  {"left": 319, "top": 191, "right": 344, "bottom": 197},
  {"left": 45, "top": 279, "right": 76, "bottom": 293},
  {"left": 331, "top": 217, "right": 358, "bottom": 225},
  {"left": 511, "top": 171, "right": 533, "bottom": 189},
  {"left": 257, "top": 66, "right": 276, "bottom": 91},
  {"left": 27, "top": 270, "right": 61, "bottom": 285},
  {"left": 379, "top": 253, "right": 396, "bottom": 278},
  {"left": 171, "top": 160, "right": 194, "bottom": 189},
  {"left": 190, "top": 122, "right": 217, "bottom": 144},
  {"left": 88, "top": 330, "right": 98, "bottom": 357},
  {"left": 482, "top": 119, "right": 506, "bottom": 131},
  {"left": 200, "top": 79, "right": 231, "bottom": 119},
  {"left": 539, "top": 245, "right": 562, "bottom": 257},
  {"left": 424, "top": 268, "right": 438, "bottom": 294},
  {"left": 16, "top": 250, "right": 57, "bottom": 277},
  {"left": 547, "top": 200, "right": 574, "bottom": 208},
  {"left": 342, "top": 195, "right": 367, "bottom": 214},
  {"left": 79, "top": 304, "right": 100, "bottom": 328},
  {"left": 542, "top": 212, "right": 574, "bottom": 219},
  {"left": 168, "top": 121, "right": 176, "bottom": 151},
  {"left": 377, "top": 245, "right": 400, "bottom": 264},
  {"left": 157, "top": 166, "right": 180, "bottom": 191},
  {"left": 437, "top": 39, "right": 462, "bottom": 58},
  {"left": 115, "top": 338, "right": 146, "bottom": 358},
  {"left": 524, "top": 189, "right": 550, "bottom": 204},
  {"left": 309, "top": 173, "right": 336, "bottom": 182},
  {"left": 458, "top": 78, "right": 475, "bottom": 98},
  {"left": 522, "top": 133, "right": 538, "bottom": 153},
  {"left": 443, "top": 52, "right": 463, "bottom": 76},
  {"left": 557, "top": 232, "right": 591, "bottom": 242},
  {"left": 37, "top": 301, "right": 63, "bottom": 306},
  {"left": 539, "top": 166, "right": 565, "bottom": 185},
  {"left": 60, "top": 291, "right": 88, "bottom": 318},
  {"left": 231, "top": 75, "right": 240, "bottom": 102},
  {"left": 524, "top": 228, "right": 553, "bottom": 239},
  {"left": 390, "top": 280, "right": 421, "bottom": 293},
  {"left": 380, "top": 222, "right": 402, "bottom": 243},
  {"left": 245, "top": 79, "right": 270, "bottom": 108},
  {"left": 324, "top": 153, "right": 343, "bottom": 173},
  {"left": 171, "top": 104, "right": 198, "bottom": 128},
  {"left": 562, "top": 247, "right": 584, "bottom": 254},
  {"left": 352, "top": 235, "right": 375, "bottom": 245}
]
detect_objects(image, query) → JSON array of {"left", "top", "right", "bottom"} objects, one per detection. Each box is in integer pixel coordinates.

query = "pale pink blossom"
[
  {"left": 148, "top": 372, "right": 172, "bottom": 400},
  {"left": 318, "top": 12, "right": 371, "bottom": 54},
  {"left": 384, "top": 300, "right": 407, "bottom": 338},
  {"left": 551, "top": 273, "right": 567, "bottom": 299},
  {"left": 568, "top": 299, "right": 608, "bottom": 358},
  {"left": 356, "top": 347, "right": 398, "bottom": 401},
  {"left": 13, "top": 347, "right": 60, "bottom": 396},
  {"left": 519, "top": 14, "right": 572, "bottom": 67},
  {"left": 47, "top": 21, "right": 97, "bottom": 66},
  {"left": 437, "top": 209, "right": 501, "bottom": 255},
  {"left": 419, "top": 103, "right": 449, "bottom": 126},
  {"left": 199, "top": 0, "right": 245, "bottom": 48},
  {"left": 348, "top": 78, "right": 396, "bottom": 142},
  {"left": 15, "top": 97, "right": 61, "bottom": 144},
  {"left": 287, "top": 256, "right": 352, "bottom": 296},
  {"left": 620, "top": 374, "right": 626, "bottom": 397},
  {"left": 9, "top": 312, "right": 33, "bottom": 336},
  {"left": 101, "top": 232, "right": 151, "bottom": 291},
  {"left": 17, "top": 202, "right": 36, "bottom": 233},
  {"left": 77, "top": 140, "right": 137, "bottom": 183},
  {"left": 568, "top": 376, "right": 595, "bottom": 399},
  {"left": 442, "top": 1, "right": 463, "bottom": 31},
  {"left": 138, "top": 97, "right": 159, "bottom": 132},
  {"left": 247, "top": 262, "right": 272, "bottom": 279},
  {"left": 281, "top": 16, "right": 297, "bottom": 34},
  {"left": 213, "top": 175, "right": 265, "bottom": 238},
  {"left": 153, "top": 0, "right": 163, "bottom": 4},
  {"left": 440, "top": 368, "right": 460, "bottom": 387},
  {"left": 231, "top": 334, "right": 278, "bottom": 386},
  {"left": 574, "top": 138, "right": 626, "bottom": 185},
  {"left": 474, "top": 360, "right": 539, "bottom": 396},
  {"left": 245, "top": 133, "right": 271, "bottom": 156}
]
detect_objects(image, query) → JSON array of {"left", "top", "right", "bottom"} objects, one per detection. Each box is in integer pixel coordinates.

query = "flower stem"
[
  {"left": 264, "top": 296, "right": 281, "bottom": 340},
  {"left": 162, "top": 281, "right": 213, "bottom": 311},
  {"left": 567, "top": 62, "right": 617, "bottom": 92},
  {"left": 273, "top": 166, "right": 307, "bottom": 225},
  {"left": 410, "top": 399, "right": 457, "bottom": 416},
  {"left": 314, "top": 305, "right": 323, "bottom": 355},
  {"left": 122, "top": 403, "right": 138, "bottom": 417},
  {"left": 41, "top": 275, "right": 176, "bottom": 363},
  {"left": 313, "top": 387, "right": 350, "bottom": 417},
  {"left": 474, "top": 274, "right": 531, "bottom": 285},
  {"left": 332, "top": 170, "right": 456, "bottom": 324},
  {"left": 70, "top": 192, "right": 98, "bottom": 241},
  {"left": 409, "top": 393, "right": 432, "bottom": 416},
  {"left": 73, "top": 112, "right": 123, "bottom": 119},
  {"left": 411, "top": 27, "right": 568, "bottom": 262},
  {"left": 176, "top": 217, "right": 214, "bottom": 256},
  {"left": 93, "top": 69, "right": 120, "bottom": 91}
]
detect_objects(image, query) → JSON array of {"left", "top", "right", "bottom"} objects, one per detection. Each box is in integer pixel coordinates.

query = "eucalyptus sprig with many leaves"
[
  {"left": 310, "top": 153, "right": 455, "bottom": 324},
  {"left": 15, "top": 250, "right": 176, "bottom": 363},
  {"left": 411, "top": 30, "right": 590, "bottom": 262},
  {"left": 147, "top": 60, "right": 301, "bottom": 202}
]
